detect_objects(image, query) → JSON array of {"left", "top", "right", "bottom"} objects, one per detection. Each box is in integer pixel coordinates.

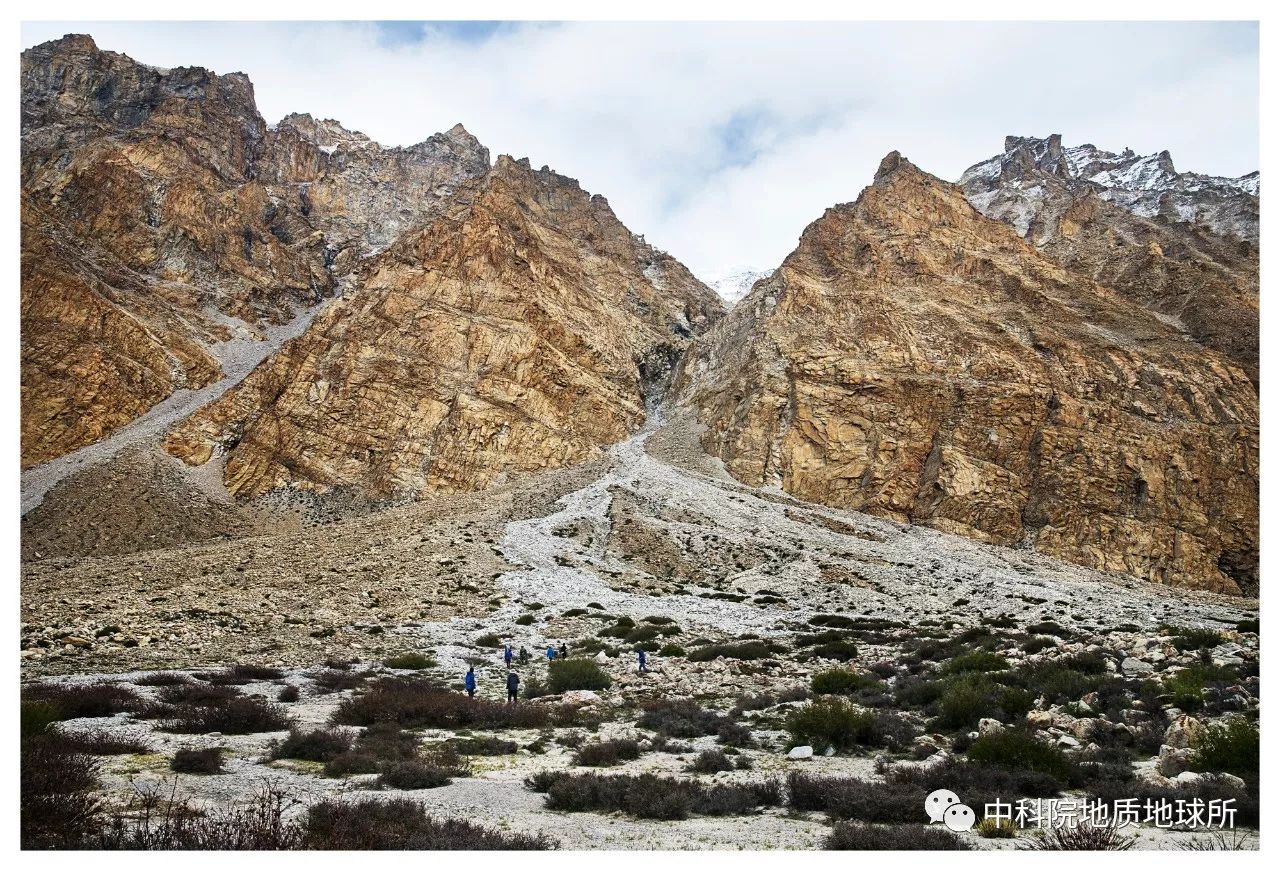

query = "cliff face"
[
  {"left": 20, "top": 35, "right": 490, "bottom": 467},
  {"left": 961, "top": 135, "right": 1259, "bottom": 383},
  {"left": 162, "top": 155, "right": 723, "bottom": 499},
  {"left": 679, "top": 153, "right": 1257, "bottom": 594}
]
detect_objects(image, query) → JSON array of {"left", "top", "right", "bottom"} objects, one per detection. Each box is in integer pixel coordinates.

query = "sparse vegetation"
[
  {"left": 382, "top": 652, "right": 436, "bottom": 670},
  {"left": 573, "top": 739, "right": 642, "bottom": 767},
  {"left": 548, "top": 658, "right": 612, "bottom": 692},
  {"left": 171, "top": 747, "right": 224, "bottom": 774},
  {"left": 825, "top": 822, "right": 970, "bottom": 850}
]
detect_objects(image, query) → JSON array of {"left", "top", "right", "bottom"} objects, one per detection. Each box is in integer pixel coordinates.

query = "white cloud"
[{"left": 21, "top": 20, "right": 1259, "bottom": 279}]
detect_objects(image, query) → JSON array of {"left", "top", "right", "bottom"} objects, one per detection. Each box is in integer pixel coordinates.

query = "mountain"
[
  {"left": 163, "top": 155, "right": 723, "bottom": 500},
  {"left": 704, "top": 268, "right": 775, "bottom": 306},
  {"left": 677, "top": 152, "right": 1258, "bottom": 595},
  {"left": 959, "top": 135, "right": 1259, "bottom": 385},
  {"left": 20, "top": 34, "right": 490, "bottom": 468}
]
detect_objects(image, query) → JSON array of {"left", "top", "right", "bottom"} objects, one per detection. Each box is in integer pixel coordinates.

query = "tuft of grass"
[{"left": 977, "top": 817, "right": 1017, "bottom": 838}]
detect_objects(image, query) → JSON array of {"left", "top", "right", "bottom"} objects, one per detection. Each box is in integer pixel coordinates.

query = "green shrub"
[
  {"left": 474, "top": 633, "right": 501, "bottom": 647},
  {"left": 977, "top": 817, "right": 1017, "bottom": 838},
  {"left": 164, "top": 698, "right": 293, "bottom": 735},
  {"left": 514, "top": 614, "right": 535, "bottom": 626},
  {"left": 688, "top": 749, "right": 735, "bottom": 774},
  {"left": 1025, "top": 621, "right": 1070, "bottom": 638},
  {"left": 21, "top": 701, "right": 59, "bottom": 739},
  {"left": 967, "top": 730, "right": 1074, "bottom": 782},
  {"left": 302, "top": 798, "right": 553, "bottom": 849},
  {"left": 658, "top": 644, "right": 686, "bottom": 657},
  {"left": 1235, "top": 618, "right": 1259, "bottom": 634},
  {"left": 1021, "top": 636, "right": 1057, "bottom": 654},
  {"left": 688, "top": 641, "right": 772, "bottom": 662},
  {"left": 548, "top": 658, "right": 612, "bottom": 693},
  {"left": 1191, "top": 717, "right": 1258, "bottom": 779},
  {"left": 808, "top": 614, "right": 857, "bottom": 629},
  {"left": 1163, "top": 664, "right": 1238, "bottom": 712},
  {"left": 811, "top": 668, "right": 883, "bottom": 696},
  {"left": 807, "top": 640, "right": 859, "bottom": 662},
  {"left": 935, "top": 674, "right": 1032, "bottom": 729},
  {"left": 382, "top": 652, "right": 435, "bottom": 670},
  {"left": 573, "top": 739, "right": 641, "bottom": 767},
  {"left": 787, "top": 698, "right": 878, "bottom": 751},
  {"left": 1169, "top": 628, "right": 1224, "bottom": 652},
  {"left": 22, "top": 683, "right": 142, "bottom": 720},
  {"left": 941, "top": 651, "right": 1009, "bottom": 674}
]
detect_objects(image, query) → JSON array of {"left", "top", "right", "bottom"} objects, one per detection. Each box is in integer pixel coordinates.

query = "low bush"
[
  {"left": 171, "top": 748, "right": 224, "bottom": 774},
  {"left": 301, "top": 798, "right": 553, "bottom": 849},
  {"left": 966, "top": 729, "right": 1074, "bottom": 782},
  {"left": 1021, "top": 636, "right": 1057, "bottom": 654},
  {"left": 941, "top": 651, "right": 1009, "bottom": 675},
  {"left": 1235, "top": 618, "right": 1259, "bottom": 634},
  {"left": 825, "top": 822, "right": 970, "bottom": 850},
  {"left": 716, "top": 720, "right": 755, "bottom": 747},
  {"left": 311, "top": 669, "right": 367, "bottom": 693},
  {"left": 49, "top": 727, "right": 149, "bottom": 755},
  {"left": 1191, "top": 717, "right": 1259, "bottom": 779},
  {"left": 449, "top": 736, "right": 518, "bottom": 756},
  {"left": 163, "top": 697, "right": 293, "bottom": 735},
  {"left": 201, "top": 664, "right": 285, "bottom": 685},
  {"left": 277, "top": 685, "right": 301, "bottom": 703},
  {"left": 474, "top": 632, "right": 502, "bottom": 647},
  {"left": 1169, "top": 628, "right": 1224, "bottom": 652},
  {"left": 134, "top": 672, "right": 190, "bottom": 686},
  {"left": 811, "top": 668, "right": 883, "bottom": 696},
  {"left": 21, "top": 701, "right": 59, "bottom": 739},
  {"left": 638, "top": 699, "right": 725, "bottom": 738},
  {"left": 688, "top": 749, "right": 734, "bottom": 774},
  {"left": 788, "top": 698, "right": 908, "bottom": 751},
  {"left": 157, "top": 682, "right": 242, "bottom": 707},
  {"left": 1163, "top": 664, "right": 1238, "bottom": 712},
  {"left": 573, "top": 739, "right": 641, "bottom": 767},
  {"left": 540, "top": 772, "right": 779, "bottom": 819},
  {"left": 658, "top": 644, "right": 686, "bottom": 657},
  {"left": 375, "top": 759, "right": 455, "bottom": 790},
  {"left": 934, "top": 673, "right": 1033, "bottom": 729},
  {"left": 331, "top": 678, "right": 553, "bottom": 729},
  {"left": 1026, "top": 823, "right": 1134, "bottom": 850},
  {"left": 687, "top": 641, "right": 772, "bottom": 662},
  {"left": 806, "top": 640, "right": 860, "bottom": 662},
  {"left": 514, "top": 614, "right": 535, "bottom": 626},
  {"left": 1025, "top": 621, "right": 1070, "bottom": 638},
  {"left": 22, "top": 682, "right": 142, "bottom": 720},
  {"left": 270, "top": 728, "right": 353, "bottom": 763},
  {"left": 20, "top": 738, "right": 103, "bottom": 848},
  {"left": 808, "top": 614, "right": 858, "bottom": 629},
  {"left": 383, "top": 652, "right": 435, "bottom": 670},
  {"left": 977, "top": 817, "right": 1017, "bottom": 838},
  {"left": 548, "top": 658, "right": 612, "bottom": 692}
]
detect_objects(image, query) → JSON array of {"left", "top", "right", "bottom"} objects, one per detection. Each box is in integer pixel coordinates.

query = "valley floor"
[{"left": 20, "top": 411, "right": 1260, "bottom": 850}]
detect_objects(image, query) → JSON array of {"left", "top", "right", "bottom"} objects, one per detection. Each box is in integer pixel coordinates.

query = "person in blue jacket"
[
  {"left": 637, "top": 648, "right": 648, "bottom": 673},
  {"left": 464, "top": 666, "right": 477, "bottom": 698},
  {"left": 546, "top": 645, "right": 556, "bottom": 661},
  {"left": 504, "top": 644, "right": 514, "bottom": 667}
]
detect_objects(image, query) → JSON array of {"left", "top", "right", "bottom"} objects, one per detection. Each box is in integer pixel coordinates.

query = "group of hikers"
[{"left": 461, "top": 640, "right": 648, "bottom": 704}]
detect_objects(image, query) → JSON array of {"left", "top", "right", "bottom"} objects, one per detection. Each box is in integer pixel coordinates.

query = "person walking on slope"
[
  {"left": 506, "top": 671, "right": 520, "bottom": 704},
  {"left": 464, "top": 666, "right": 477, "bottom": 698},
  {"left": 637, "top": 648, "right": 648, "bottom": 673},
  {"left": 546, "top": 645, "right": 556, "bottom": 661},
  {"left": 504, "top": 644, "right": 514, "bottom": 667},
  {"left": 559, "top": 642, "right": 568, "bottom": 659},
  {"left": 519, "top": 647, "right": 530, "bottom": 665}
]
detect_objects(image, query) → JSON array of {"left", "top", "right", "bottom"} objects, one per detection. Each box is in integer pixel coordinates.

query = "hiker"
[
  {"left": 464, "top": 666, "right": 477, "bottom": 698},
  {"left": 519, "top": 647, "right": 530, "bottom": 664},
  {"left": 559, "top": 641, "right": 568, "bottom": 659},
  {"left": 506, "top": 671, "right": 520, "bottom": 704},
  {"left": 504, "top": 643, "right": 514, "bottom": 667},
  {"left": 637, "top": 648, "right": 648, "bottom": 673},
  {"left": 546, "top": 645, "right": 556, "bottom": 661}
]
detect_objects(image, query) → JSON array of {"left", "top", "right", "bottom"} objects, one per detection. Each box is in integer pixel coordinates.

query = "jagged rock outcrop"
[
  {"left": 961, "top": 136, "right": 1259, "bottom": 383},
  {"left": 20, "top": 35, "right": 489, "bottom": 466},
  {"left": 163, "top": 155, "right": 723, "bottom": 499},
  {"left": 679, "top": 152, "right": 1257, "bottom": 594}
]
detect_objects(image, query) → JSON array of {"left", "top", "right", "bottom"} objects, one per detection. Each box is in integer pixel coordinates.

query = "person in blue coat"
[
  {"left": 546, "top": 645, "right": 556, "bottom": 661},
  {"left": 464, "top": 666, "right": 477, "bottom": 698},
  {"left": 504, "top": 644, "right": 514, "bottom": 667},
  {"left": 637, "top": 648, "right": 648, "bottom": 673}
]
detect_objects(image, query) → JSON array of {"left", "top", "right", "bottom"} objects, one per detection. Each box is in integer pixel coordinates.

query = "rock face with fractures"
[
  {"left": 20, "top": 34, "right": 489, "bottom": 467},
  {"left": 678, "top": 152, "right": 1257, "bottom": 595},
  {"left": 163, "top": 154, "right": 724, "bottom": 500},
  {"left": 960, "top": 135, "right": 1259, "bottom": 384}
]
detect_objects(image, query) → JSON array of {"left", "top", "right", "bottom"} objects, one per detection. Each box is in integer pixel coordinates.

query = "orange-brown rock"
[
  {"left": 21, "top": 35, "right": 489, "bottom": 467},
  {"left": 164, "top": 155, "right": 724, "bottom": 499},
  {"left": 678, "top": 152, "right": 1257, "bottom": 594}
]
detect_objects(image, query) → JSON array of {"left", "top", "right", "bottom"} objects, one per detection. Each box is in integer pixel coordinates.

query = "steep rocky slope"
[
  {"left": 20, "top": 35, "right": 489, "bottom": 467},
  {"left": 960, "top": 135, "right": 1258, "bottom": 382},
  {"left": 678, "top": 152, "right": 1257, "bottom": 595},
  {"left": 162, "top": 155, "right": 723, "bottom": 500}
]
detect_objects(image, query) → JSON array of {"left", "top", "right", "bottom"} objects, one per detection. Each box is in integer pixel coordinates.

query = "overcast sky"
[{"left": 22, "top": 21, "right": 1259, "bottom": 279}]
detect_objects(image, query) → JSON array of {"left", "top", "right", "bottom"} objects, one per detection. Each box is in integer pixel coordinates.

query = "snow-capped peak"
[{"left": 702, "top": 268, "right": 775, "bottom": 306}]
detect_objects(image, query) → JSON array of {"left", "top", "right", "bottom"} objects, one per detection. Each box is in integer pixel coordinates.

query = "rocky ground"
[{"left": 21, "top": 412, "right": 1260, "bottom": 849}]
